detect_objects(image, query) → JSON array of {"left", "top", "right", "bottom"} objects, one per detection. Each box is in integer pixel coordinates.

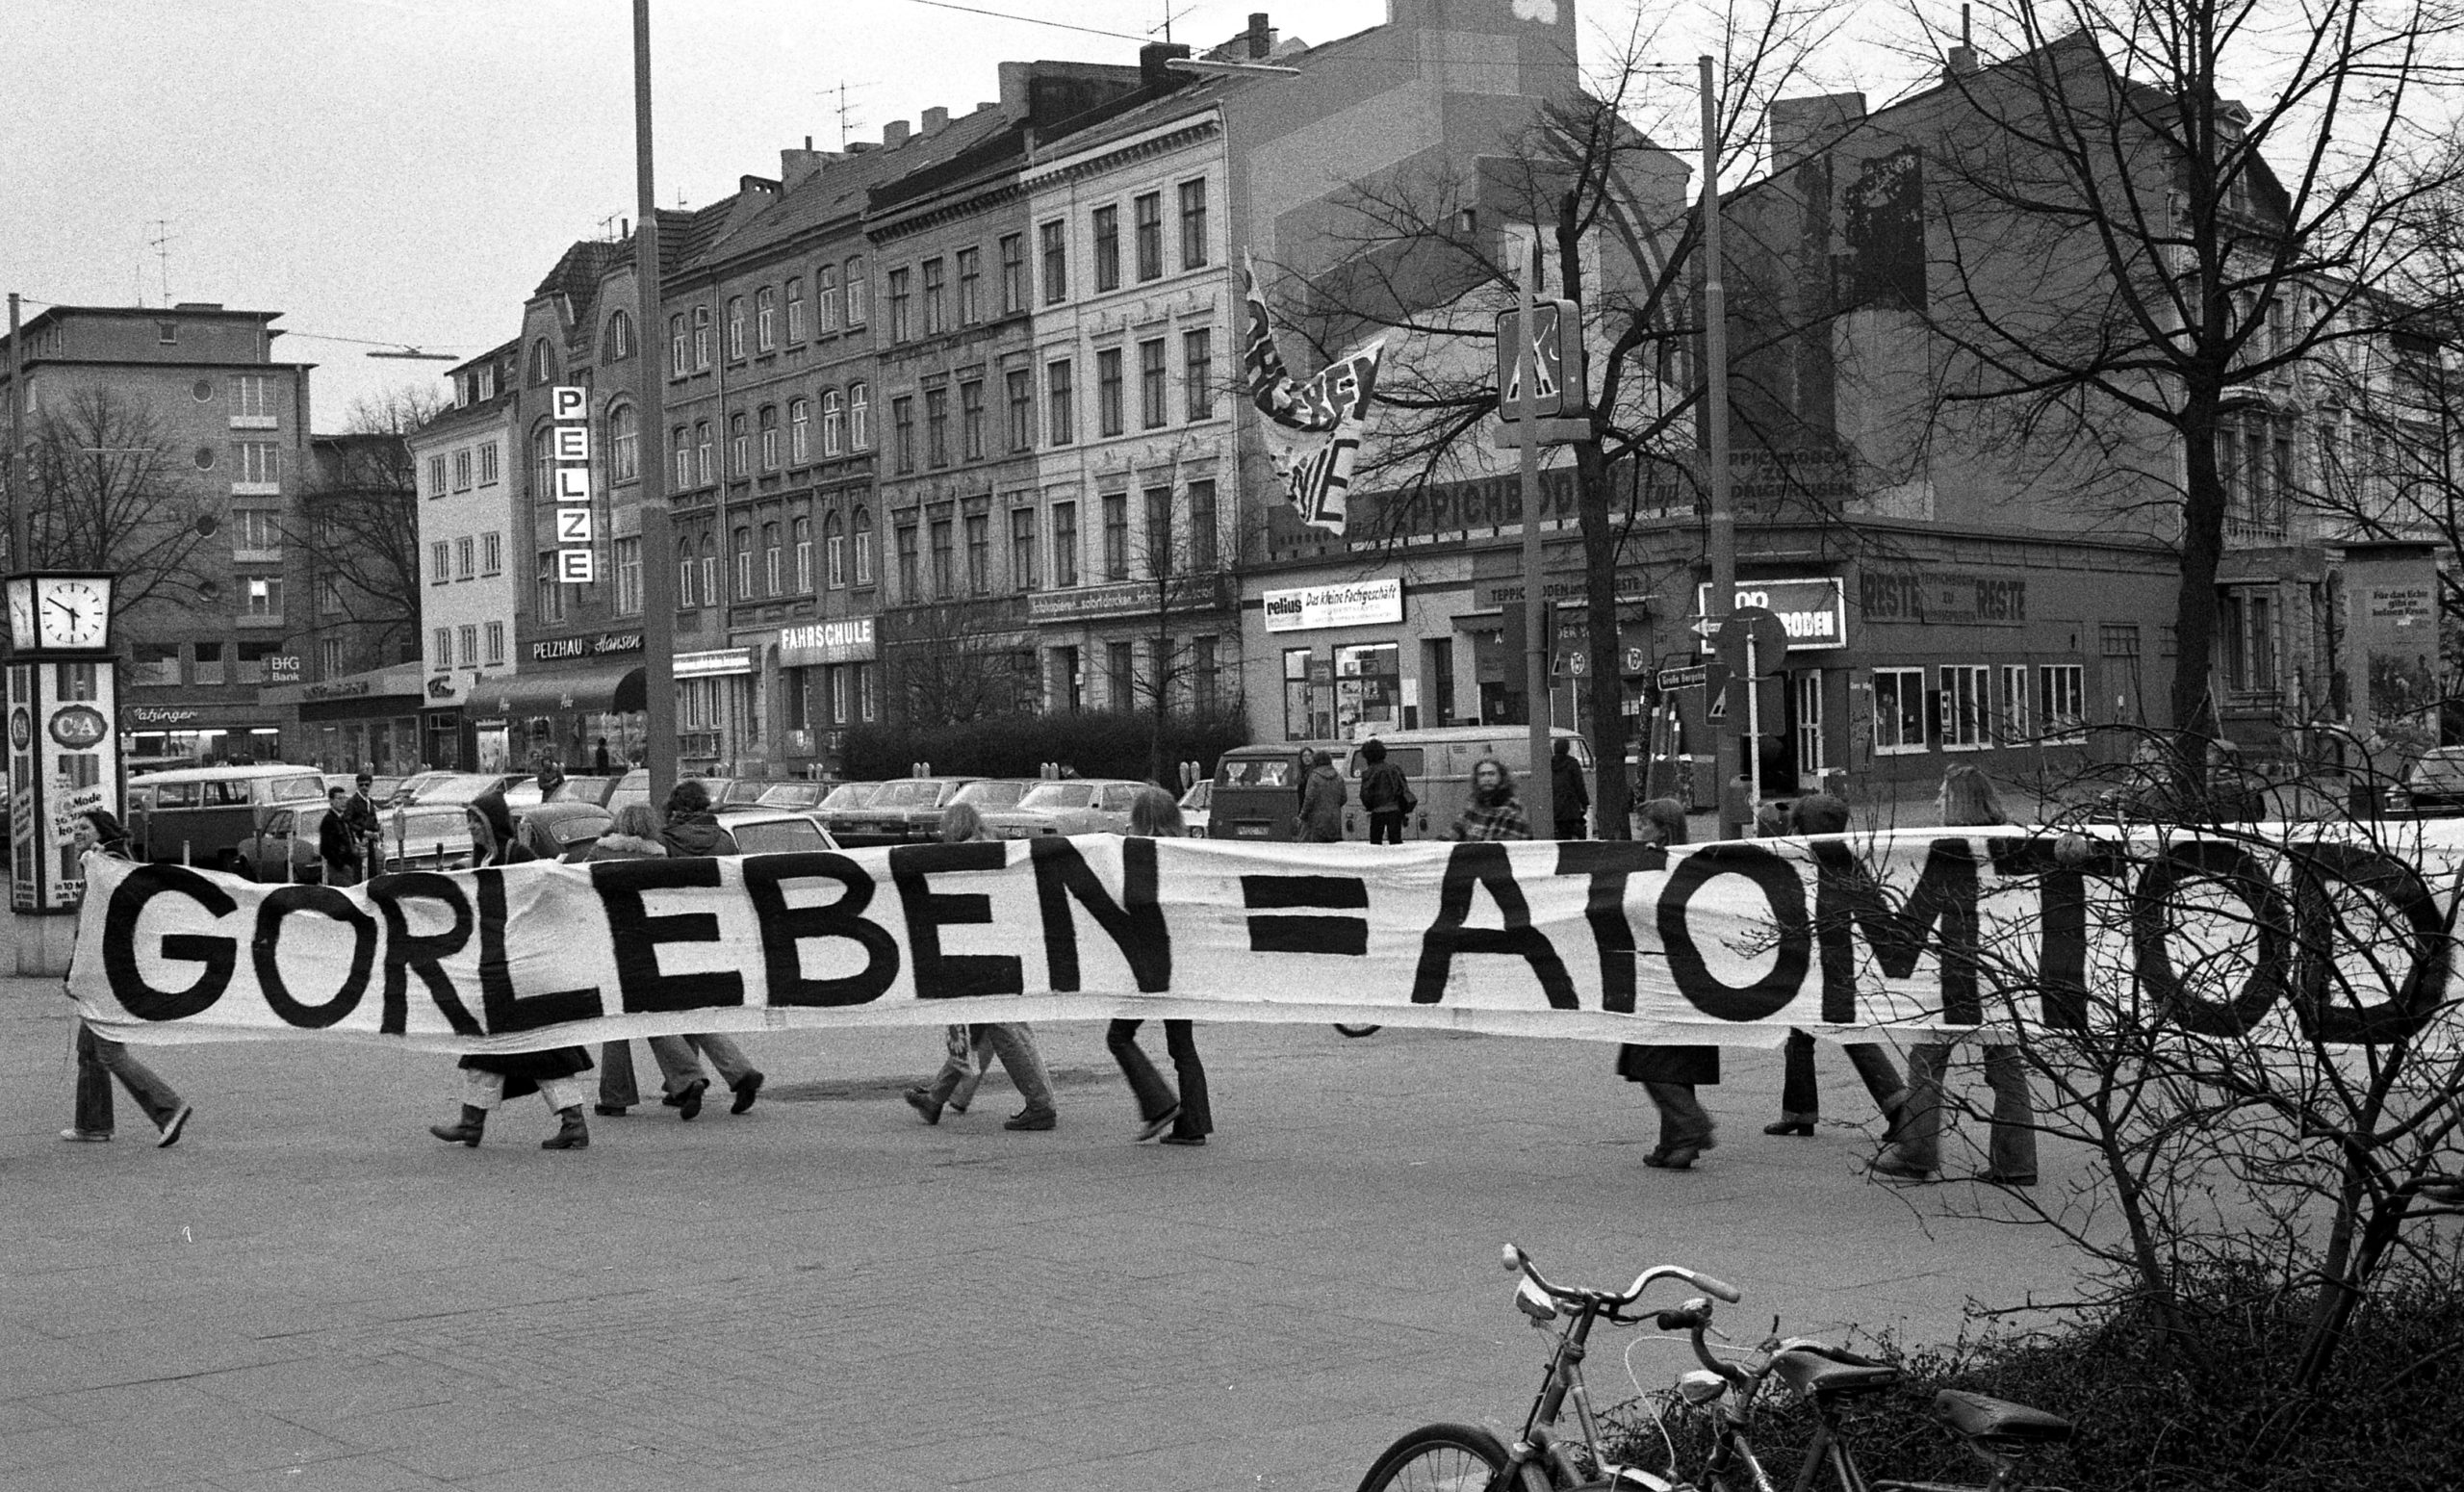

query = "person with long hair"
[
  {"left": 1451, "top": 758, "right": 1532, "bottom": 841},
  {"left": 427, "top": 791, "right": 595, "bottom": 1150},
  {"left": 1107, "top": 785, "right": 1211, "bottom": 1145},
  {"left": 1873, "top": 764, "right": 2039, "bottom": 1185},
  {"left": 1614, "top": 798, "right": 1719, "bottom": 1169},
  {"left": 61, "top": 810, "right": 192, "bottom": 1147},
  {"left": 903, "top": 802, "right": 1060, "bottom": 1130}
]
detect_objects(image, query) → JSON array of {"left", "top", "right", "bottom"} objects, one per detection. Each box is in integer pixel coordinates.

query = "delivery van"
[
  {"left": 1340, "top": 726, "right": 1593, "bottom": 840},
  {"left": 1208, "top": 741, "right": 1350, "bottom": 842}
]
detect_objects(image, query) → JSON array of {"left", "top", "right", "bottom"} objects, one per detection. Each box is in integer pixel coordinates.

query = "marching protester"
[
  {"left": 428, "top": 790, "right": 594, "bottom": 1150},
  {"left": 1615, "top": 797, "right": 1717, "bottom": 1170},
  {"left": 1355, "top": 737, "right": 1415, "bottom": 843},
  {"left": 1550, "top": 738, "right": 1589, "bottom": 839},
  {"left": 1451, "top": 757, "right": 1532, "bottom": 841},
  {"left": 1766, "top": 793, "right": 1911, "bottom": 1142},
  {"left": 660, "top": 779, "right": 739, "bottom": 857},
  {"left": 1873, "top": 764, "right": 2039, "bottom": 1185},
  {"left": 61, "top": 810, "right": 193, "bottom": 1148},
  {"left": 1108, "top": 785, "right": 1212, "bottom": 1145},
  {"left": 318, "top": 786, "right": 364, "bottom": 887},
  {"left": 640, "top": 785, "right": 763, "bottom": 1119},
  {"left": 1296, "top": 746, "right": 1347, "bottom": 842},
  {"left": 903, "top": 803, "right": 1060, "bottom": 1131},
  {"left": 586, "top": 802, "right": 672, "bottom": 1118}
]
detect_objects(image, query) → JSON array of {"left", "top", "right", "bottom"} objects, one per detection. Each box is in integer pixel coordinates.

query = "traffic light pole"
[
  {"left": 1700, "top": 54, "right": 1744, "bottom": 840},
  {"left": 1516, "top": 246, "right": 1553, "bottom": 834}
]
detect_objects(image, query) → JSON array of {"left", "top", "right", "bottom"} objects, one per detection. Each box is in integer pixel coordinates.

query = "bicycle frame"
[{"left": 1507, "top": 1298, "right": 1683, "bottom": 1491}]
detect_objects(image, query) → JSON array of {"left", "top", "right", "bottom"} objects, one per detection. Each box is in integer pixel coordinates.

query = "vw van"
[{"left": 127, "top": 763, "right": 327, "bottom": 871}]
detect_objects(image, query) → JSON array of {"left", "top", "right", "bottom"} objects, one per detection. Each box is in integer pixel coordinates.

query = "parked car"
[
  {"left": 126, "top": 763, "right": 327, "bottom": 871},
  {"left": 2402, "top": 746, "right": 2464, "bottom": 810},
  {"left": 236, "top": 801, "right": 475, "bottom": 881},
  {"left": 603, "top": 770, "right": 733, "bottom": 813},
  {"left": 511, "top": 800, "right": 616, "bottom": 861},
  {"left": 810, "top": 781, "right": 885, "bottom": 837},
  {"left": 948, "top": 779, "right": 1033, "bottom": 817},
  {"left": 501, "top": 774, "right": 617, "bottom": 810},
  {"left": 978, "top": 779, "right": 1149, "bottom": 839},
  {"left": 1178, "top": 779, "right": 1214, "bottom": 837},
  {"left": 750, "top": 780, "right": 833, "bottom": 812},
  {"left": 402, "top": 772, "right": 527, "bottom": 808},
  {"left": 831, "top": 777, "right": 985, "bottom": 846},
  {"left": 715, "top": 809, "right": 842, "bottom": 857},
  {"left": 716, "top": 778, "right": 772, "bottom": 806}
]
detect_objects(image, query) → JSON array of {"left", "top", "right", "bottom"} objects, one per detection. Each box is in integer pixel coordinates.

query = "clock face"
[
  {"left": 3, "top": 581, "right": 32, "bottom": 653},
  {"left": 35, "top": 579, "right": 110, "bottom": 652}
]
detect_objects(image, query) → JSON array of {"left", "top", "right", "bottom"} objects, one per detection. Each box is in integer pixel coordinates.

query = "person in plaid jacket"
[{"left": 1450, "top": 758, "right": 1532, "bottom": 841}]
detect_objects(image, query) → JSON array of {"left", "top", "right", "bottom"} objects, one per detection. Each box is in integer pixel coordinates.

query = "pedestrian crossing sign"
[{"left": 1496, "top": 299, "right": 1580, "bottom": 418}]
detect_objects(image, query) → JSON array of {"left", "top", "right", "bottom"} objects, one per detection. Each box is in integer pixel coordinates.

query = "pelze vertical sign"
[{"left": 552, "top": 386, "right": 594, "bottom": 583}]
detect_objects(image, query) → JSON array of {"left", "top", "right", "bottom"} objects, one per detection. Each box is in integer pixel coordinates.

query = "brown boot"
[
  {"left": 429, "top": 1105, "right": 486, "bottom": 1146},
  {"left": 540, "top": 1107, "right": 589, "bottom": 1149}
]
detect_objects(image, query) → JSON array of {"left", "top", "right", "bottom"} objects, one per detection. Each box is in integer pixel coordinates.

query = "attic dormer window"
[
  {"left": 528, "top": 338, "right": 553, "bottom": 385},
  {"left": 478, "top": 366, "right": 497, "bottom": 400}
]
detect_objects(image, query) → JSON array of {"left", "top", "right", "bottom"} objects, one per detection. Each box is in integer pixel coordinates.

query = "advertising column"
[{"left": 7, "top": 571, "right": 126, "bottom": 974}]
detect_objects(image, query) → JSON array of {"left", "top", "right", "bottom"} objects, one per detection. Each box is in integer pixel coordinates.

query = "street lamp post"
[
  {"left": 633, "top": 0, "right": 678, "bottom": 804},
  {"left": 1699, "top": 54, "right": 1744, "bottom": 840}
]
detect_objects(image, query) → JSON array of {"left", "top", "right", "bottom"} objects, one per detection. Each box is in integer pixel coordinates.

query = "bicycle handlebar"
[{"left": 1500, "top": 1244, "right": 1742, "bottom": 1316}]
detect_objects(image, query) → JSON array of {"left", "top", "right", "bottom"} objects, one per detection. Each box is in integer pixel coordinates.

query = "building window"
[
  {"left": 853, "top": 508, "right": 873, "bottom": 585},
  {"left": 1179, "top": 178, "right": 1208, "bottom": 270},
  {"left": 964, "top": 512, "right": 989, "bottom": 596},
  {"left": 1872, "top": 667, "right": 1926, "bottom": 753},
  {"left": 896, "top": 522, "right": 920, "bottom": 599},
  {"left": 1053, "top": 502, "right": 1078, "bottom": 587},
  {"left": 826, "top": 513, "right": 847, "bottom": 588},
  {"left": 453, "top": 535, "right": 475, "bottom": 580},
  {"left": 318, "top": 577, "right": 344, "bottom": 617},
  {"left": 785, "top": 277, "right": 806, "bottom": 343},
  {"left": 458, "top": 624, "right": 478, "bottom": 667},
  {"left": 2221, "top": 588, "right": 2278, "bottom": 693},
  {"left": 887, "top": 267, "right": 912, "bottom": 342},
  {"left": 759, "top": 405, "right": 781, "bottom": 470},
  {"left": 727, "top": 412, "right": 748, "bottom": 476},
  {"left": 244, "top": 576, "right": 284, "bottom": 622},
  {"left": 695, "top": 421, "right": 714, "bottom": 484},
  {"left": 311, "top": 636, "right": 338, "bottom": 678},
  {"left": 430, "top": 540, "right": 449, "bottom": 584},
  {"left": 845, "top": 257, "right": 869, "bottom": 323},
  {"left": 672, "top": 426, "right": 690, "bottom": 487},
  {"left": 230, "top": 373, "right": 274, "bottom": 422},
  {"left": 1092, "top": 205, "right": 1120, "bottom": 292},
  {"left": 1143, "top": 486, "right": 1173, "bottom": 578},
  {"left": 699, "top": 538, "right": 716, "bottom": 612},
  {"left": 1040, "top": 220, "right": 1067, "bottom": 303},
  {"left": 528, "top": 338, "right": 553, "bottom": 384},
  {"left": 789, "top": 399, "right": 810, "bottom": 462},
  {"left": 792, "top": 515, "right": 812, "bottom": 592},
  {"left": 1102, "top": 493, "right": 1128, "bottom": 580},
  {"left": 1193, "top": 635, "right": 1219, "bottom": 711},
  {"left": 764, "top": 521, "right": 783, "bottom": 596},
  {"left": 231, "top": 508, "right": 282, "bottom": 556},
  {"left": 609, "top": 404, "right": 638, "bottom": 481},
  {"left": 925, "top": 387, "right": 950, "bottom": 467},
  {"left": 670, "top": 314, "right": 689, "bottom": 374},
  {"left": 930, "top": 518, "right": 954, "bottom": 597},
  {"left": 849, "top": 382, "right": 870, "bottom": 449},
  {"left": 678, "top": 546, "right": 695, "bottom": 608},
  {"left": 1106, "top": 640, "right": 1135, "bottom": 707},
  {"left": 481, "top": 531, "right": 502, "bottom": 575},
  {"left": 1998, "top": 663, "right": 2030, "bottom": 741},
  {"left": 234, "top": 441, "right": 281, "bottom": 487},
  {"left": 2040, "top": 663, "right": 2086, "bottom": 741},
  {"left": 617, "top": 535, "right": 642, "bottom": 614},
  {"left": 819, "top": 264, "right": 841, "bottom": 331},
  {"left": 726, "top": 296, "right": 746, "bottom": 359},
  {"left": 1046, "top": 359, "right": 1074, "bottom": 445},
  {"left": 1183, "top": 329, "right": 1214, "bottom": 420},
  {"left": 755, "top": 286, "right": 777, "bottom": 350},
  {"left": 2099, "top": 623, "right": 2141, "bottom": 657},
  {"left": 1097, "top": 348, "right": 1124, "bottom": 436},
  {"left": 1053, "top": 645, "right": 1083, "bottom": 711},
  {"left": 193, "top": 641, "right": 227, "bottom": 685},
  {"left": 1010, "top": 506, "right": 1037, "bottom": 591},
  {"left": 1139, "top": 339, "right": 1168, "bottom": 428},
  {"left": 693, "top": 304, "right": 712, "bottom": 367},
  {"left": 1005, "top": 369, "right": 1035, "bottom": 451},
  {"left": 1938, "top": 664, "right": 1989, "bottom": 749},
  {"left": 483, "top": 622, "right": 506, "bottom": 667},
  {"left": 955, "top": 246, "right": 982, "bottom": 325},
  {"left": 157, "top": 320, "right": 178, "bottom": 346},
  {"left": 960, "top": 379, "right": 985, "bottom": 461},
  {"left": 999, "top": 233, "right": 1025, "bottom": 314},
  {"left": 829, "top": 665, "right": 850, "bottom": 724},
  {"left": 733, "top": 527, "right": 754, "bottom": 599},
  {"left": 922, "top": 257, "right": 946, "bottom": 336},
  {"left": 426, "top": 454, "right": 447, "bottom": 496},
  {"left": 1189, "top": 478, "right": 1218, "bottom": 570},
  {"left": 1134, "top": 192, "right": 1163, "bottom": 281},
  {"left": 451, "top": 450, "right": 473, "bottom": 491},
  {"left": 478, "top": 440, "right": 500, "bottom": 485},
  {"left": 431, "top": 629, "right": 450, "bottom": 671},
  {"left": 892, "top": 396, "right": 916, "bottom": 474},
  {"left": 819, "top": 390, "right": 844, "bottom": 456}
]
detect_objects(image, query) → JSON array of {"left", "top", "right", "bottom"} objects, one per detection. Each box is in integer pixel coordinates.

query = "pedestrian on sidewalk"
[
  {"left": 1764, "top": 792, "right": 1911, "bottom": 1143},
  {"left": 629, "top": 787, "right": 765, "bottom": 1119},
  {"left": 346, "top": 770, "right": 382, "bottom": 873},
  {"left": 1616, "top": 798, "right": 1717, "bottom": 1170},
  {"left": 61, "top": 810, "right": 193, "bottom": 1147},
  {"left": 1356, "top": 736, "right": 1415, "bottom": 844},
  {"left": 1550, "top": 738, "right": 1590, "bottom": 839},
  {"left": 318, "top": 787, "right": 364, "bottom": 887},
  {"left": 1873, "top": 765, "right": 2038, "bottom": 1186},
  {"left": 904, "top": 802, "right": 1059, "bottom": 1131},
  {"left": 1109, "top": 785, "right": 1211, "bottom": 1146},
  {"left": 429, "top": 791, "right": 593, "bottom": 1150},
  {"left": 1296, "top": 749, "right": 1347, "bottom": 842},
  {"left": 1451, "top": 758, "right": 1532, "bottom": 841}
]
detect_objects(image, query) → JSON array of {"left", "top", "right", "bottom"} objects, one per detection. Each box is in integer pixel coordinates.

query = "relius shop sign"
[
  {"left": 1262, "top": 577, "right": 1403, "bottom": 632},
  {"left": 530, "top": 631, "right": 644, "bottom": 663}
]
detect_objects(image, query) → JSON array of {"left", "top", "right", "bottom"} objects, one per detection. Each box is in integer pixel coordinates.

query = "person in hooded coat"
[
  {"left": 427, "top": 790, "right": 596, "bottom": 1150},
  {"left": 1296, "top": 751, "right": 1347, "bottom": 842},
  {"left": 659, "top": 779, "right": 739, "bottom": 857}
]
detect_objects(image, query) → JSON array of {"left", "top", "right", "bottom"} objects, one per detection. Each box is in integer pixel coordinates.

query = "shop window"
[
  {"left": 1938, "top": 665, "right": 1989, "bottom": 750},
  {"left": 2039, "top": 664, "right": 2086, "bottom": 742},
  {"left": 1284, "top": 648, "right": 1325, "bottom": 740},
  {"left": 1336, "top": 643, "right": 1401, "bottom": 736},
  {"left": 1998, "top": 663, "right": 2031, "bottom": 741},
  {"left": 1872, "top": 667, "right": 1927, "bottom": 754}
]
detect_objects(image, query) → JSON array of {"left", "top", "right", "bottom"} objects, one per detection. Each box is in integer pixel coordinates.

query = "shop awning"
[{"left": 480, "top": 665, "right": 647, "bottom": 719}]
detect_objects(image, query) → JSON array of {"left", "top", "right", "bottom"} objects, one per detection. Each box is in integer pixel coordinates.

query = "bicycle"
[
  {"left": 1354, "top": 1244, "right": 1743, "bottom": 1491},
  {"left": 1648, "top": 1292, "right": 2075, "bottom": 1491}
]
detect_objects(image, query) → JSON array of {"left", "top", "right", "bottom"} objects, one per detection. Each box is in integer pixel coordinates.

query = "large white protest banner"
[{"left": 65, "top": 824, "right": 2464, "bottom": 1056}]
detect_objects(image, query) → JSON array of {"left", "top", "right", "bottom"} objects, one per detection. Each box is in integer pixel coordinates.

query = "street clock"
[{"left": 4, "top": 573, "right": 118, "bottom": 657}]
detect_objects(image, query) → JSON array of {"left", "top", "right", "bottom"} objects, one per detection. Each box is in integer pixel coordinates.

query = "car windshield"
[
  {"left": 818, "top": 783, "right": 879, "bottom": 810},
  {"left": 872, "top": 781, "right": 945, "bottom": 808},
  {"left": 732, "top": 819, "right": 825, "bottom": 855},
  {"left": 545, "top": 811, "right": 614, "bottom": 845},
  {"left": 757, "top": 782, "right": 825, "bottom": 809},
  {"left": 1018, "top": 784, "right": 1091, "bottom": 810},
  {"left": 268, "top": 775, "right": 327, "bottom": 802},
  {"left": 952, "top": 781, "right": 1026, "bottom": 810}
]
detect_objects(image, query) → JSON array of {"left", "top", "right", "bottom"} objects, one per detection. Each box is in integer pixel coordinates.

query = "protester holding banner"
[
  {"left": 1451, "top": 759, "right": 1532, "bottom": 841},
  {"left": 1873, "top": 766, "right": 2038, "bottom": 1185},
  {"left": 1615, "top": 798, "right": 1717, "bottom": 1170},
  {"left": 61, "top": 810, "right": 193, "bottom": 1148},
  {"left": 429, "top": 791, "right": 595, "bottom": 1150},
  {"left": 639, "top": 786, "right": 764, "bottom": 1119},
  {"left": 1108, "top": 786, "right": 1212, "bottom": 1146},
  {"left": 585, "top": 803, "right": 675, "bottom": 1119},
  {"left": 905, "top": 803, "right": 1060, "bottom": 1131},
  {"left": 1768, "top": 793, "right": 1911, "bottom": 1142}
]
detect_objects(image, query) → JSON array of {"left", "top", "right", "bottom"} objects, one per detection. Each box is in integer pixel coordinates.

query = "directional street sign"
[{"left": 1496, "top": 299, "right": 1581, "bottom": 419}]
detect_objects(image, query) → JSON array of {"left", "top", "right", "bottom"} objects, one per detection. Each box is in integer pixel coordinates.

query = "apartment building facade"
[{"left": 407, "top": 342, "right": 521, "bottom": 770}]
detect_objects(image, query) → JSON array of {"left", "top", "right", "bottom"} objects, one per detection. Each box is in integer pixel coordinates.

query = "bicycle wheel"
[{"left": 1355, "top": 1422, "right": 1554, "bottom": 1492}]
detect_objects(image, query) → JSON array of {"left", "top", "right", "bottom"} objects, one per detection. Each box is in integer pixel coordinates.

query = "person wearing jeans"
[
  {"left": 1110, "top": 787, "right": 1211, "bottom": 1145},
  {"left": 1356, "top": 736, "right": 1413, "bottom": 845},
  {"left": 901, "top": 803, "right": 1060, "bottom": 1131},
  {"left": 62, "top": 810, "right": 193, "bottom": 1147}
]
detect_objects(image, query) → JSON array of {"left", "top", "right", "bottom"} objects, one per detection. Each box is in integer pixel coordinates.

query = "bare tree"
[
  {"left": 289, "top": 417, "right": 425, "bottom": 661},
  {"left": 886, "top": 596, "right": 1038, "bottom": 729},
  {"left": 13, "top": 387, "right": 216, "bottom": 613}
]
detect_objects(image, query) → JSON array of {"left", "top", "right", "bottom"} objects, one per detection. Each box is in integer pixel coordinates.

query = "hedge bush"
[
  {"left": 1600, "top": 1253, "right": 2464, "bottom": 1491},
  {"left": 839, "top": 705, "right": 1252, "bottom": 785}
]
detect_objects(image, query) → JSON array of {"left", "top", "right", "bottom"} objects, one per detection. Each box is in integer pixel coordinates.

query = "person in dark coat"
[
  {"left": 1616, "top": 797, "right": 1718, "bottom": 1170},
  {"left": 642, "top": 784, "right": 763, "bottom": 1118},
  {"left": 1356, "top": 737, "right": 1414, "bottom": 844},
  {"left": 593, "top": 736, "right": 613, "bottom": 774},
  {"left": 1108, "top": 786, "right": 1211, "bottom": 1145},
  {"left": 428, "top": 790, "right": 594, "bottom": 1150},
  {"left": 317, "top": 787, "right": 364, "bottom": 887},
  {"left": 1550, "top": 738, "right": 1590, "bottom": 839},
  {"left": 659, "top": 779, "right": 740, "bottom": 857},
  {"left": 1296, "top": 752, "right": 1347, "bottom": 842}
]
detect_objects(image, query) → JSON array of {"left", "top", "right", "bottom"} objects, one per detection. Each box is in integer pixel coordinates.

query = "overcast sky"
[{"left": 5, "top": 0, "right": 1906, "bottom": 428}]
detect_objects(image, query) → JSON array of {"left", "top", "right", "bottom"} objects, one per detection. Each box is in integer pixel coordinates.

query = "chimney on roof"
[
  {"left": 1247, "top": 13, "right": 1275, "bottom": 60},
  {"left": 781, "top": 142, "right": 835, "bottom": 187},
  {"left": 1766, "top": 91, "right": 1866, "bottom": 173},
  {"left": 885, "top": 119, "right": 911, "bottom": 146},
  {"left": 1945, "top": 3, "right": 1979, "bottom": 77},
  {"left": 1142, "top": 40, "right": 1193, "bottom": 90},
  {"left": 921, "top": 106, "right": 950, "bottom": 135}
]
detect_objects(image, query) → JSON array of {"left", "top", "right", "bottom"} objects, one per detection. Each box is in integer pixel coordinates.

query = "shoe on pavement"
[
  {"left": 1003, "top": 1110, "right": 1057, "bottom": 1131},
  {"left": 1159, "top": 1133, "right": 1206, "bottom": 1146},
  {"left": 730, "top": 1071, "right": 763, "bottom": 1115},
  {"left": 593, "top": 1104, "right": 629, "bottom": 1117},
  {"left": 1763, "top": 1117, "right": 1817, "bottom": 1137},
  {"left": 156, "top": 1106, "right": 192, "bottom": 1148},
  {"left": 1871, "top": 1157, "right": 1937, "bottom": 1183},
  {"left": 1643, "top": 1145, "right": 1701, "bottom": 1170},
  {"left": 60, "top": 1128, "right": 111, "bottom": 1143},
  {"left": 674, "top": 1078, "right": 707, "bottom": 1121},
  {"left": 904, "top": 1088, "right": 943, "bottom": 1125},
  {"left": 1135, "top": 1105, "right": 1181, "bottom": 1142}
]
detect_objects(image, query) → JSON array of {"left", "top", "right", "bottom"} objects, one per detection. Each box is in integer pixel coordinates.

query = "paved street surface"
[{"left": 3, "top": 972, "right": 2092, "bottom": 1492}]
